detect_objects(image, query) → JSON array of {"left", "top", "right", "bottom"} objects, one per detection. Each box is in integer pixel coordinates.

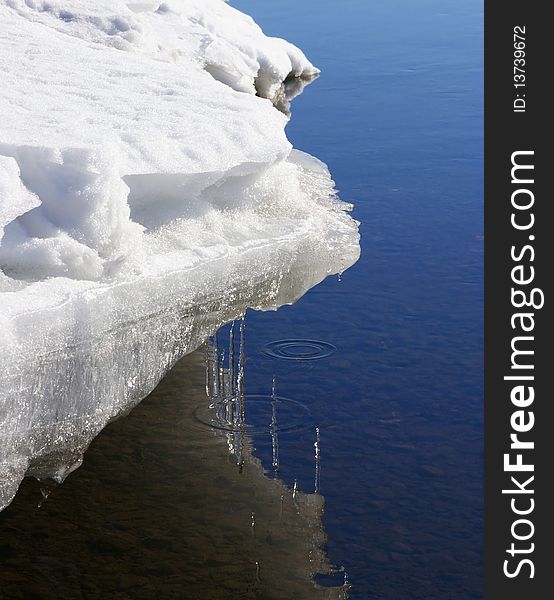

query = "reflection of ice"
[
  {"left": 204, "top": 321, "right": 286, "bottom": 472},
  {"left": 271, "top": 377, "right": 280, "bottom": 477},
  {"left": 205, "top": 319, "right": 248, "bottom": 467},
  {"left": 314, "top": 426, "right": 321, "bottom": 494},
  {"left": 0, "top": 348, "right": 350, "bottom": 599},
  {"left": 203, "top": 323, "right": 324, "bottom": 496},
  {"left": 201, "top": 326, "right": 350, "bottom": 598},
  {"left": 203, "top": 322, "right": 313, "bottom": 470}
]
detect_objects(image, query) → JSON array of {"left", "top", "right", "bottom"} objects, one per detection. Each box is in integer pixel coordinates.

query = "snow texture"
[{"left": 0, "top": 0, "right": 359, "bottom": 510}]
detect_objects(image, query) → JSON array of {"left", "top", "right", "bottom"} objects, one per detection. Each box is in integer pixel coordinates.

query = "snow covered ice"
[{"left": 0, "top": 0, "right": 360, "bottom": 510}]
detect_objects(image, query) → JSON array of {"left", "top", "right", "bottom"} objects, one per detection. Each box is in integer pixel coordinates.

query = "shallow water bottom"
[{"left": 0, "top": 348, "right": 346, "bottom": 600}]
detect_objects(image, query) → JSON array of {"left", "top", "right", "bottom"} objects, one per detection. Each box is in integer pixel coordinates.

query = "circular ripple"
[
  {"left": 262, "top": 339, "right": 336, "bottom": 361},
  {"left": 195, "top": 395, "right": 311, "bottom": 435}
]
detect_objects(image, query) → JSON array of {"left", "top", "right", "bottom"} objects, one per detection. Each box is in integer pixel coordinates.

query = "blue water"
[{"left": 234, "top": 1, "right": 483, "bottom": 598}]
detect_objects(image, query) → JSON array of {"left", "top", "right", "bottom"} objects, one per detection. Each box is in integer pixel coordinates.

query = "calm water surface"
[
  {"left": 235, "top": 0, "right": 483, "bottom": 597},
  {"left": 0, "top": 1, "right": 483, "bottom": 599}
]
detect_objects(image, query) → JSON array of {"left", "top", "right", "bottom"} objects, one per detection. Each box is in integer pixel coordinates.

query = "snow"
[{"left": 0, "top": 0, "right": 359, "bottom": 510}]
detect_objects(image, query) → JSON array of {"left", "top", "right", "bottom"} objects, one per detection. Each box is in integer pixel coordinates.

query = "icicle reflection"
[
  {"left": 202, "top": 315, "right": 311, "bottom": 469},
  {"left": 314, "top": 427, "right": 321, "bottom": 494},
  {"left": 204, "top": 315, "right": 247, "bottom": 466},
  {"left": 270, "top": 376, "right": 280, "bottom": 478},
  {"left": 2, "top": 345, "right": 350, "bottom": 599},
  {"left": 200, "top": 318, "right": 351, "bottom": 596}
]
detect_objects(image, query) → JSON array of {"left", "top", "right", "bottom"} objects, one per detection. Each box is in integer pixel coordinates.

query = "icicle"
[
  {"left": 314, "top": 426, "right": 321, "bottom": 494},
  {"left": 270, "top": 375, "right": 280, "bottom": 477}
]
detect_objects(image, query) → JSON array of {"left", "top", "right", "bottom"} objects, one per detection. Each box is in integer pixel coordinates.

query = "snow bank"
[{"left": 0, "top": 0, "right": 359, "bottom": 510}]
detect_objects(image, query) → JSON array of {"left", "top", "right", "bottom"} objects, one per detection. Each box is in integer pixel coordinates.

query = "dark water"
[
  {"left": 0, "top": 1, "right": 482, "bottom": 599},
  {"left": 0, "top": 353, "right": 347, "bottom": 600}
]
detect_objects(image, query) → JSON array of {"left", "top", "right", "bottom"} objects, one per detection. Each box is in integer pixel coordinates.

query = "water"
[
  {"left": 233, "top": 1, "right": 483, "bottom": 597},
  {"left": 0, "top": 352, "right": 346, "bottom": 600},
  {"left": 0, "top": 1, "right": 482, "bottom": 598}
]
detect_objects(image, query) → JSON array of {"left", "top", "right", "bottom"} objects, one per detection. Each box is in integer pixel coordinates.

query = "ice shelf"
[{"left": 0, "top": 0, "right": 360, "bottom": 510}]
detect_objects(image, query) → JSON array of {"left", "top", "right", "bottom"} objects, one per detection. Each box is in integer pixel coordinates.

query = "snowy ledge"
[{"left": 0, "top": 0, "right": 360, "bottom": 510}]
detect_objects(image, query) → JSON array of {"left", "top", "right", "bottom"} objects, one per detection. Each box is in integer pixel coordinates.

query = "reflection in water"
[
  {"left": 201, "top": 323, "right": 350, "bottom": 595},
  {"left": 314, "top": 427, "right": 321, "bottom": 495},
  {"left": 0, "top": 345, "right": 349, "bottom": 599},
  {"left": 271, "top": 377, "right": 280, "bottom": 478},
  {"left": 197, "top": 326, "right": 313, "bottom": 439}
]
